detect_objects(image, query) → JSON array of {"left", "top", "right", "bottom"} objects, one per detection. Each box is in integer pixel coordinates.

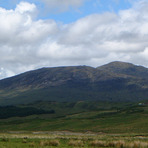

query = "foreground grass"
[{"left": 0, "top": 133, "right": 148, "bottom": 148}]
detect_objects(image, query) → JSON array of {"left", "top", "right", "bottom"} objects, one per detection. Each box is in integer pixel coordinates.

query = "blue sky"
[
  {"left": 0, "top": 0, "right": 148, "bottom": 79},
  {"left": 0, "top": 0, "right": 133, "bottom": 23}
]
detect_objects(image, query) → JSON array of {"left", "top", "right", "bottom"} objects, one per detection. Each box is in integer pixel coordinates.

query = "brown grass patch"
[
  {"left": 29, "top": 142, "right": 36, "bottom": 147},
  {"left": 68, "top": 140, "right": 84, "bottom": 147},
  {"left": 127, "top": 141, "right": 148, "bottom": 148},
  {"left": 39, "top": 139, "right": 60, "bottom": 147},
  {"left": 89, "top": 140, "right": 106, "bottom": 147},
  {"left": 22, "top": 139, "right": 27, "bottom": 143}
]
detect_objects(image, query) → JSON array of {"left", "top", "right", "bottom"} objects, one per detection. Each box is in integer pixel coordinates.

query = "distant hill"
[{"left": 0, "top": 61, "right": 148, "bottom": 105}]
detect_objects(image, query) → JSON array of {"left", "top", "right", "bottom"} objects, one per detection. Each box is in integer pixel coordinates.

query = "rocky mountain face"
[
  {"left": 97, "top": 61, "right": 148, "bottom": 79},
  {"left": 0, "top": 61, "right": 148, "bottom": 105}
]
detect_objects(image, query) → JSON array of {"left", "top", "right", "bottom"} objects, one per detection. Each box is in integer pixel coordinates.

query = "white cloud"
[
  {"left": 140, "top": 47, "right": 148, "bottom": 60},
  {"left": 0, "top": 2, "right": 58, "bottom": 79},
  {"left": 15, "top": 1, "right": 36, "bottom": 14},
  {"left": 0, "top": 0, "right": 148, "bottom": 79}
]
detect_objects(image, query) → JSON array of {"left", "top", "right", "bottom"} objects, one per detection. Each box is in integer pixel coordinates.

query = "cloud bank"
[{"left": 0, "top": 0, "right": 148, "bottom": 79}]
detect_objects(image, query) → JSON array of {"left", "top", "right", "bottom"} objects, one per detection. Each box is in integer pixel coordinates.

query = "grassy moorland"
[
  {"left": 0, "top": 101, "right": 147, "bottom": 147},
  {"left": 0, "top": 101, "right": 147, "bottom": 133},
  {"left": 0, "top": 132, "right": 148, "bottom": 148}
]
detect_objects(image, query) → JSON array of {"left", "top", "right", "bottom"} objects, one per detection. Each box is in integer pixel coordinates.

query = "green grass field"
[
  {"left": 0, "top": 101, "right": 148, "bottom": 147},
  {"left": 0, "top": 101, "right": 147, "bottom": 133},
  {"left": 0, "top": 132, "right": 148, "bottom": 148}
]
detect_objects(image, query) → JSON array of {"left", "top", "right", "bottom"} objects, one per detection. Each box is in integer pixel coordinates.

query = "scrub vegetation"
[
  {"left": 0, "top": 101, "right": 147, "bottom": 133},
  {"left": 0, "top": 133, "right": 148, "bottom": 148}
]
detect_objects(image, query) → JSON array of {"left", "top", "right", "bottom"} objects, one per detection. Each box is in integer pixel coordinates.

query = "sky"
[{"left": 0, "top": 0, "right": 148, "bottom": 79}]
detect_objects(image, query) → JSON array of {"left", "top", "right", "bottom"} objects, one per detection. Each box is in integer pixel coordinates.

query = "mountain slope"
[
  {"left": 0, "top": 61, "right": 148, "bottom": 105},
  {"left": 97, "top": 61, "right": 148, "bottom": 79},
  {"left": 0, "top": 65, "right": 125, "bottom": 89}
]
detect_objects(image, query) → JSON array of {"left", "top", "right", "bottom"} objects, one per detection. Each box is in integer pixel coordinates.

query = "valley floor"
[
  {"left": 0, "top": 101, "right": 148, "bottom": 133},
  {"left": 0, "top": 101, "right": 148, "bottom": 147}
]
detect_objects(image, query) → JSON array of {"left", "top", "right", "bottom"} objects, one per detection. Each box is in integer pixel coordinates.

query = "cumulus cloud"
[
  {"left": 0, "top": 0, "right": 148, "bottom": 79},
  {"left": 15, "top": 1, "right": 36, "bottom": 14},
  {"left": 0, "top": 2, "right": 58, "bottom": 78}
]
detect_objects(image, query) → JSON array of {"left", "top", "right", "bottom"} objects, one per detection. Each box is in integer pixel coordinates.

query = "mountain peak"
[
  {"left": 97, "top": 61, "right": 148, "bottom": 79},
  {"left": 98, "top": 61, "right": 134, "bottom": 69}
]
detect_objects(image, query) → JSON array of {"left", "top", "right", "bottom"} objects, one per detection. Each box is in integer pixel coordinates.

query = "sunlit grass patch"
[
  {"left": 28, "top": 142, "right": 36, "bottom": 147},
  {"left": 68, "top": 139, "right": 84, "bottom": 147},
  {"left": 127, "top": 141, "right": 148, "bottom": 148},
  {"left": 88, "top": 140, "right": 107, "bottom": 147},
  {"left": 39, "top": 139, "right": 60, "bottom": 146}
]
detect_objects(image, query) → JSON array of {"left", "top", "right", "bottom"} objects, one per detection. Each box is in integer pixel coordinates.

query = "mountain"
[
  {"left": 97, "top": 61, "right": 148, "bottom": 79},
  {"left": 0, "top": 61, "right": 148, "bottom": 105}
]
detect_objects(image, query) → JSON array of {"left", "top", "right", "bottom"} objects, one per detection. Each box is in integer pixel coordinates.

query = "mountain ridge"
[
  {"left": 0, "top": 61, "right": 148, "bottom": 105},
  {"left": 98, "top": 61, "right": 148, "bottom": 79}
]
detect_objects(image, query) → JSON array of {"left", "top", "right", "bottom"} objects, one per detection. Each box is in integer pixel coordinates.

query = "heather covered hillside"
[{"left": 0, "top": 61, "right": 148, "bottom": 105}]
